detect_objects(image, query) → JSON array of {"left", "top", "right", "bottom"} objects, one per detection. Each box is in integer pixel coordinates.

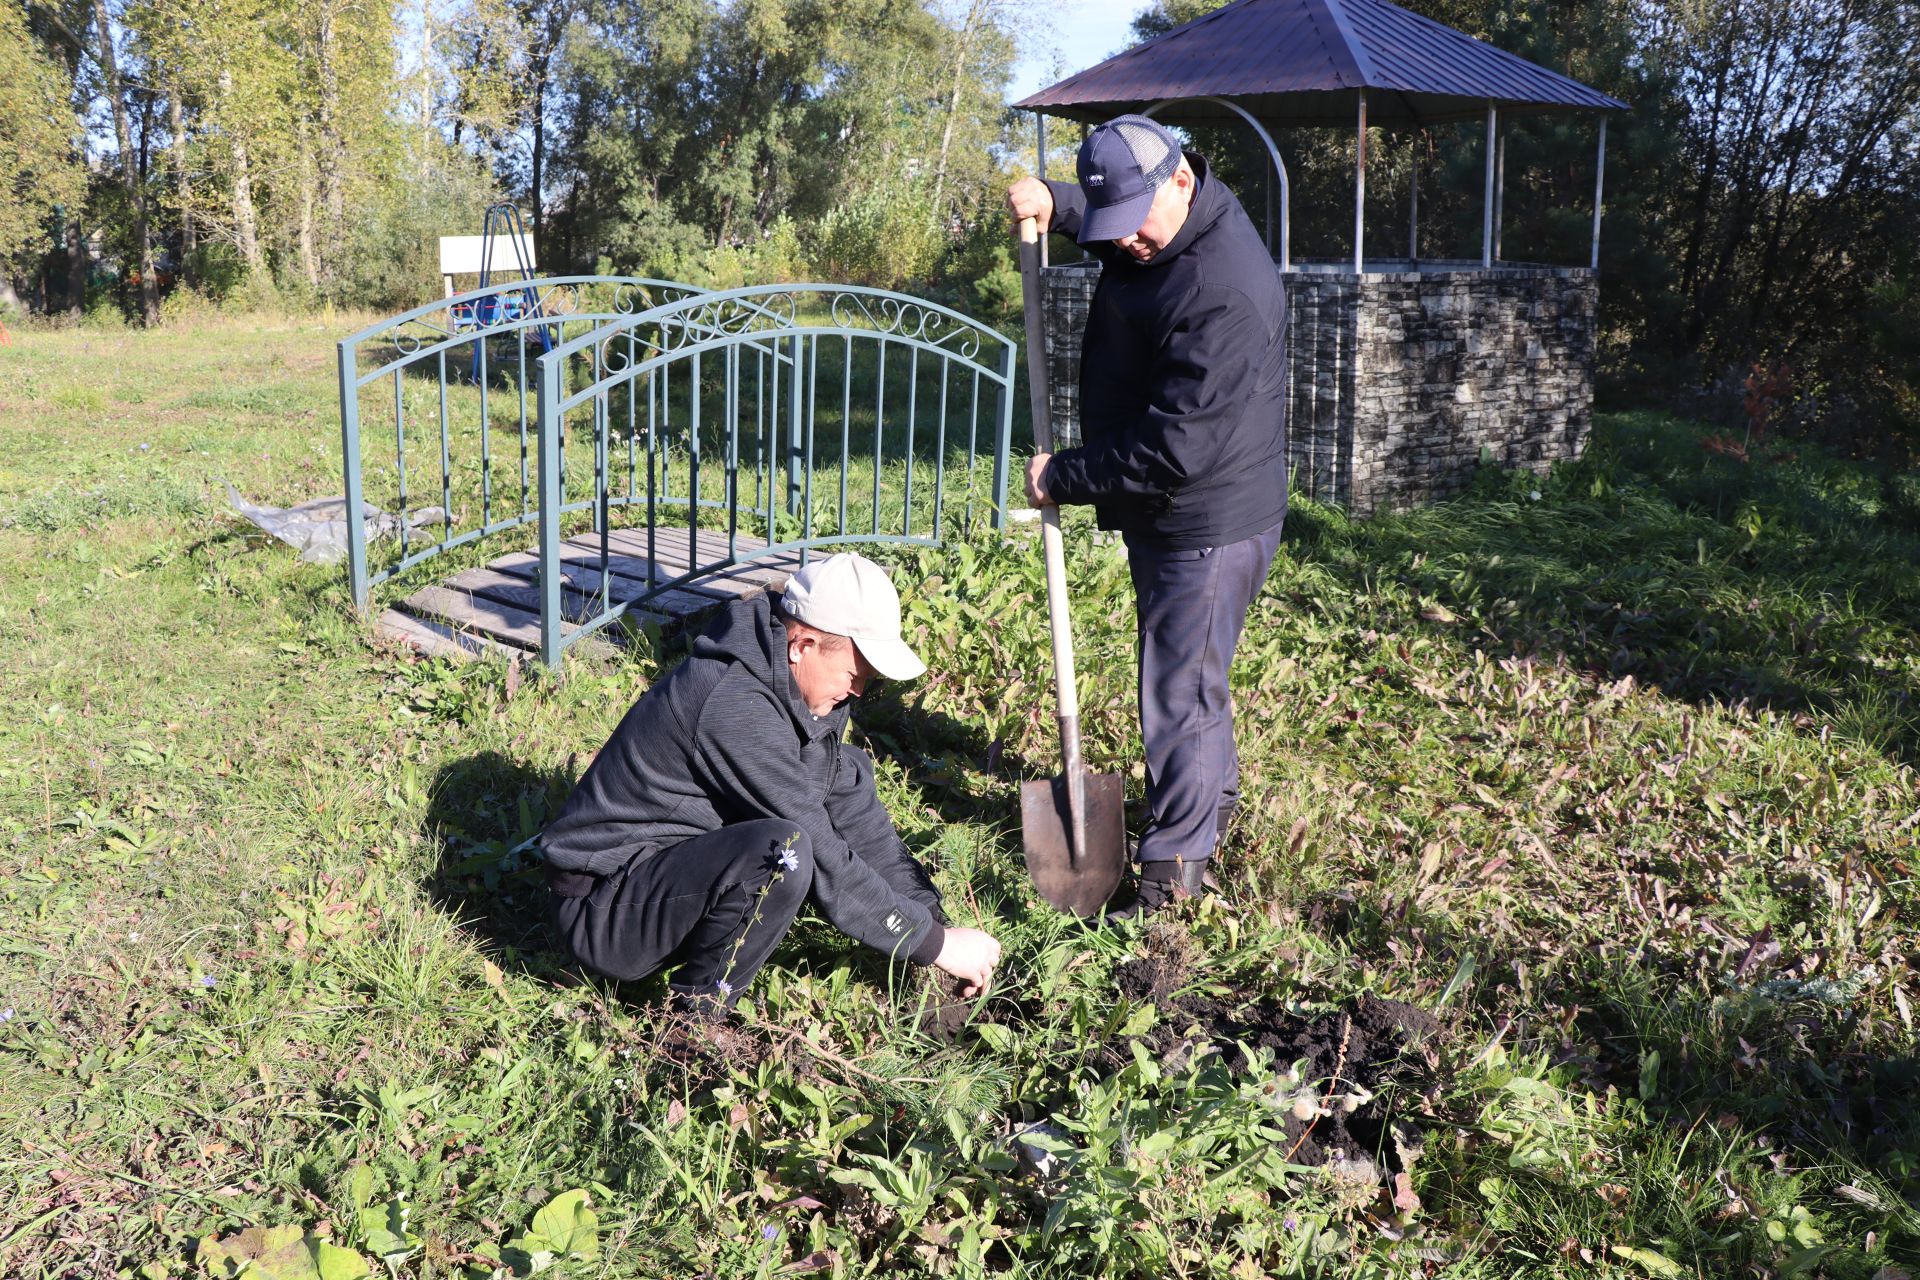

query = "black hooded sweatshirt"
[
  {"left": 1041, "top": 153, "right": 1289, "bottom": 550},
  {"left": 541, "top": 595, "right": 946, "bottom": 965}
]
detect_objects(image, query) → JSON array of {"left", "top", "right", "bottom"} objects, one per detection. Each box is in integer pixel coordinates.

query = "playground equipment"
[{"left": 437, "top": 203, "right": 557, "bottom": 379}]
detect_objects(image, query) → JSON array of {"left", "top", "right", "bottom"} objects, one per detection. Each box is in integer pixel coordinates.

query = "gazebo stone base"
[{"left": 1042, "top": 259, "right": 1597, "bottom": 518}]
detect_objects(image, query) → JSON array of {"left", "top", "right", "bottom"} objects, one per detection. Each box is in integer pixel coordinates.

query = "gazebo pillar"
[
  {"left": 1353, "top": 90, "right": 1368, "bottom": 273},
  {"left": 1036, "top": 115, "right": 1049, "bottom": 268},
  {"left": 1494, "top": 119, "right": 1506, "bottom": 261},
  {"left": 1591, "top": 115, "right": 1608, "bottom": 269},
  {"left": 1408, "top": 131, "right": 1420, "bottom": 264},
  {"left": 1481, "top": 104, "right": 1497, "bottom": 268}
]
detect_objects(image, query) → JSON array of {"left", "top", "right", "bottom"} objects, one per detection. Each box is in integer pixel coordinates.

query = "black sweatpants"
[
  {"left": 554, "top": 819, "right": 815, "bottom": 999},
  {"left": 1128, "top": 517, "right": 1285, "bottom": 865}
]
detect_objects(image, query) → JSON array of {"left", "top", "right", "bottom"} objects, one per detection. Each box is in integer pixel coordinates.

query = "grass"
[{"left": 1, "top": 316, "right": 1917, "bottom": 1278}]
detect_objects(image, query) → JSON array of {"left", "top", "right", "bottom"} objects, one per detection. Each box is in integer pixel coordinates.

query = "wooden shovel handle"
[{"left": 1019, "top": 216, "right": 1088, "bottom": 859}]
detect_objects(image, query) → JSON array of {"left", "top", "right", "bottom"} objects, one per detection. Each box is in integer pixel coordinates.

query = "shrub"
[
  {"left": 158, "top": 285, "right": 221, "bottom": 328},
  {"left": 810, "top": 180, "right": 947, "bottom": 290},
  {"left": 81, "top": 296, "right": 129, "bottom": 330}
]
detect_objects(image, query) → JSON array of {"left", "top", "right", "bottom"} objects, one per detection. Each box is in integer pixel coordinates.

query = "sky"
[{"left": 1006, "top": 0, "right": 1153, "bottom": 103}]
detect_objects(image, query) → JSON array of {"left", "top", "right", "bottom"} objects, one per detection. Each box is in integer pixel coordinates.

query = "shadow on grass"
[
  {"left": 1288, "top": 413, "right": 1920, "bottom": 763},
  {"left": 422, "top": 749, "right": 579, "bottom": 974}
]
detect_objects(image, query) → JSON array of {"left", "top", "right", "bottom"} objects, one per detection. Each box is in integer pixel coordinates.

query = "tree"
[
  {"left": 91, "top": 0, "right": 160, "bottom": 322},
  {"left": 0, "top": 0, "right": 86, "bottom": 283}
]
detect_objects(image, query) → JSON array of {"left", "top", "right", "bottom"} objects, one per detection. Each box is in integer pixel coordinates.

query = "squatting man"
[{"left": 540, "top": 552, "right": 1001, "bottom": 1010}]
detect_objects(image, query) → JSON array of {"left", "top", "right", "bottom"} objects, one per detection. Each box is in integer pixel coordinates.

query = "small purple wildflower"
[
  {"left": 761, "top": 1224, "right": 778, "bottom": 1241},
  {"left": 1283, "top": 1216, "right": 1300, "bottom": 1232},
  {"left": 0, "top": 1008, "right": 14, "bottom": 1022},
  {"left": 715, "top": 980, "right": 732, "bottom": 997},
  {"left": 777, "top": 847, "right": 800, "bottom": 873},
  {"left": 199, "top": 975, "right": 216, "bottom": 989}
]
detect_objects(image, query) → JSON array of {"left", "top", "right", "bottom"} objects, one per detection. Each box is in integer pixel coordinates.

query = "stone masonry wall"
[{"left": 1041, "top": 260, "right": 1598, "bottom": 517}]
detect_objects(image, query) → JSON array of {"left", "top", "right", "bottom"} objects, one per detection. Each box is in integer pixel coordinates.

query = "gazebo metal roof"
[{"left": 1014, "top": 0, "right": 1628, "bottom": 128}]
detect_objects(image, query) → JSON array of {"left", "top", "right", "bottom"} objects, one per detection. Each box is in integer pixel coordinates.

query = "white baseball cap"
[{"left": 780, "top": 552, "right": 927, "bottom": 681}]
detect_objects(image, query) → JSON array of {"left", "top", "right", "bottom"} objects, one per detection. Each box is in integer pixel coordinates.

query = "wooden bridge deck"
[{"left": 376, "top": 525, "right": 802, "bottom": 663}]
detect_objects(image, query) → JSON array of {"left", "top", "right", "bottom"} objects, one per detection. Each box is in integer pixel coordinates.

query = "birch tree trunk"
[
  {"left": 168, "top": 86, "right": 195, "bottom": 283},
  {"left": 219, "top": 68, "right": 263, "bottom": 274},
  {"left": 419, "top": 0, "right": 434, "bottom": 161},
  {"left": 297, "top": 119, "right": 320, "bottom": 288},
  {"left": 932, "top": 0, "right": 992, "bottom": 217},
  {"left": 92, "top": 0, "right": 159, "bottom": 323},
  {"left": 67, "top": 215, "right": 87, "bottom": 316},
  {"left": 317, "top": 0, "right": 345, "bottom": 288}
]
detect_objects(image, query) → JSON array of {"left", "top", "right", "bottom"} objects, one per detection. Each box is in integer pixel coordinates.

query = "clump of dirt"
[
  {"left": 1112, "top": 938, "right": 1444, "bottom": 1170},
  {"left": 914, "top": 970, "right": 978, "bottom": 1043}
]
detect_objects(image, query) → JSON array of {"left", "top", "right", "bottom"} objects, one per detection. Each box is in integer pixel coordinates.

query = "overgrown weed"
[{"left": 0, "top": 327, "right": 1915, "bottom": 1276}]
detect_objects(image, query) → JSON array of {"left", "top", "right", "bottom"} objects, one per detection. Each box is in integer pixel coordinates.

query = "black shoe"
[{"left": 1106, "top": 857, "right": 1210, "bottom": 921}]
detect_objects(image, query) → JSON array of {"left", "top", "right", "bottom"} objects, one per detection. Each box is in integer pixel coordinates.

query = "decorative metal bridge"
[{"left": 337, "top": 277, "right": 1018, "bottom": 668}]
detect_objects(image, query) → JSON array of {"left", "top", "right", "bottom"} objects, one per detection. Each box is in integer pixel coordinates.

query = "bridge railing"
[
  {"left": 531, "top": 285, "right": 1018, "bottom": 666},
  {"left": 336, "top": 275, "right": 708, "bottom": 608}
]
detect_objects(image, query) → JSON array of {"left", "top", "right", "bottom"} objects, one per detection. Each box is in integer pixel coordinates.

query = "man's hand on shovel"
[
  {"left": 1025, "top": 454, "right": 1054, "bottom": 507},
  {"left": 932, "top": 926, "right": 1002, "bottom": 997},
  {"left": 1006, "top": 178, "right": 1054, "bottom": 232}
]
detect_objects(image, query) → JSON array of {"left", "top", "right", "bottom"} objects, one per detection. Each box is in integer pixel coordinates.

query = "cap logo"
[{"left": 1086, "top": 173, "right": 1105, "bottom": 187}]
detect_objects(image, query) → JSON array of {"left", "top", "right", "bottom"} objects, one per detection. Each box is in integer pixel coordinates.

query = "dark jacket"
[
  {"left": 1042, "top": 154, "right": 1288, "bottom": 550},
  {"left": 541, "top": 595, "right": 945, "bottom": 964}
]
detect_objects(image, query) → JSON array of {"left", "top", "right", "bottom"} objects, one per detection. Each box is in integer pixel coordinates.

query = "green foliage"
[
  {"left": 548, "top": 0, "right": 1019, "bottom": 291},
  {"left": 196, "top": 1225, "right": 369, "bottom": 1280},
  {"left": 811, "top": 180, "right": 948, "bottom": 289},
  {"left": 939, "top": 204, "right": 1024, "bottom": 331},
  {"left": 4, "top": 323, "right": 1920, "bottom": 1278},
  {"left": 0, "top": 0, "right": 84, "bottom": 271},
  {"left": 1129, "top": 0, "right": 1234, "bottom": 41},
  {"left": 333, "top": 152, "right": 502, "bottom": 312}
]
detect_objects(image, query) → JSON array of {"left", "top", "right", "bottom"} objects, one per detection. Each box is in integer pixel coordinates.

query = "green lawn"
[{"left": 1, "top": 316, "right": 1916, "bottom": 1278}]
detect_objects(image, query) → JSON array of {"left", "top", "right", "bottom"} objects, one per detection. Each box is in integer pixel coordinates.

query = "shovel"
[{"left": 1016, "top": 215, "right": 1128, "bottom": 917}]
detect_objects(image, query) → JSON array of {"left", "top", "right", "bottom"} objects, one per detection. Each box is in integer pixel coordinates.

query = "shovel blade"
[{"left": 1020, "top": 772, "right": 1128, "bottom": 917}]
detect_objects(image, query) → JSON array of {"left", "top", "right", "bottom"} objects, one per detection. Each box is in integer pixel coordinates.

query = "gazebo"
[{"left": 1016, "top": 0, "right": 1627, "bottom": 515}]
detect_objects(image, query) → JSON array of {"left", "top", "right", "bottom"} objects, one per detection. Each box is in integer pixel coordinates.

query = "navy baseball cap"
[{"left": 1076, "top": 115, "right": 1183, "bottom": 244}]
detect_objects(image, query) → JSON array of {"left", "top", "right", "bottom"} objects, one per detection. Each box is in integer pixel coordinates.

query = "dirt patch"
[
  {"left": 649, "top": 1010, "right": 774, "bottom": 1081},
  {"left": 914, "top": 971, "right": 978, "bottom": 1043},
  {"left": 1113, "top": 934, "right": 1444, "bottom": 1171}
]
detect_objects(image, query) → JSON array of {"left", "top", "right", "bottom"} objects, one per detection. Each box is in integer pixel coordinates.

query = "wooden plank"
[
  {"left": 608, "top": 520, "right": 773, "bottom": 555},
  {"left": 632, "top": 523, "right": 788, "bottom": 573},
  {"left": 554, "top": 535, "right": 730, "bottom": 599},
  {"left": 445, "top": 566, "right": 673, "bottom": 631},
  {"left": 489, "top": 548, "right": 726, "bottom": 616},
  {"left": 404, "top": 585, "right": 619, "bottom": 660},
  {"left": 574, "top": 522, "right": 773, "bottom": 572},
  {"left": 604, "top": 528, "right": 798, "bottom": 593},
  {"left": 375, "top": 607, "right": 518, "bottom": 664}
]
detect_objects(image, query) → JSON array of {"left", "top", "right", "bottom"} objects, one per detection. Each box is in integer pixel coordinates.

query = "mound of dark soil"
[{"left": 1113, "top": 946, "right": 1443, "bottom": 1171}]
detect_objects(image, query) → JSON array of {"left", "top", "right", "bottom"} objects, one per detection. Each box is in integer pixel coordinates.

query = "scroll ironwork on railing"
[
  {"left": 337, "top": 278, "right": 1018, "bottom": 669},
  {"left": 531, "top": 284, "right": 1017, "bottom": 667}
]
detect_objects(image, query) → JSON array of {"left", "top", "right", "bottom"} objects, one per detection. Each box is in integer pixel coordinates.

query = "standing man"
[
  {"left": 541, "top": 552, "right": 1001, "bottom": 1010},
  {"left": 1008, "top": 115, "right": 1288, "bottom": 918}
]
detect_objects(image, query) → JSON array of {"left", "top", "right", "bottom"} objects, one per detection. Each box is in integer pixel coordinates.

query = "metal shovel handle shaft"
[{"left": 1019, "top": 216, "right": 1088, "bottom": 860}]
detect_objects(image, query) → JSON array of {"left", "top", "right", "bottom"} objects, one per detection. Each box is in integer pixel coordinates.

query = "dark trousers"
[
  {"left": 554, "top": 819, "right": 815, "bottom": 998},
  {"left": 1127, "top": 517, "right": 1285, "bottom": 865}
]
